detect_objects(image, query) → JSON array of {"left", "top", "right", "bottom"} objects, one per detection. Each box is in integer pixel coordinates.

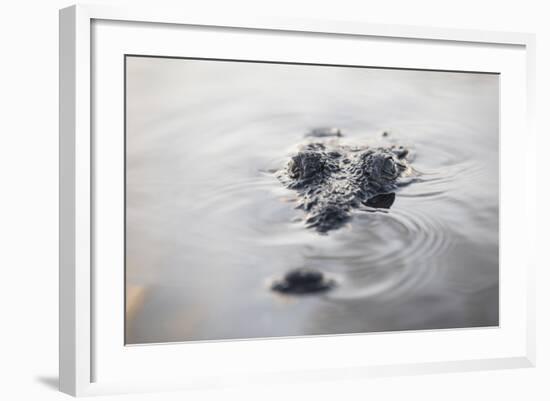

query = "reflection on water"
[{"left": 125, "top": 57, "right": 499, "bottom": 344}]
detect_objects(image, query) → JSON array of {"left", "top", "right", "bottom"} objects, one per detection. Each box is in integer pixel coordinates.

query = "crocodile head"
[{"left": 276, "top": 131, "right": 411, "bottom": 233}]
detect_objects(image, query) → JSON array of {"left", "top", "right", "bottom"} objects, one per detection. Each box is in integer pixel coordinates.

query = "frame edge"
[
  {"left": 524, "top": 33, "right": 537, "bottom": 368},
  {"left": 59, "top": 4, "right": 92, "bottom": 396},
  {"left": 59, "top": 5, "right": 77, "bottom": 396}
]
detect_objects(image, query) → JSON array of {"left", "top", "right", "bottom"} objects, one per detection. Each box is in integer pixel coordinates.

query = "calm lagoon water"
[{"left": 125, "top": 56, "right": 499, "bottom": 344}]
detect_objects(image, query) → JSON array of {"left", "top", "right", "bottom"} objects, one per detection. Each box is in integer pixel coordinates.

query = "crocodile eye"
[
  {"left": 361, "top": 151, "right": 405, "bottom": 182},
  {"left": 288, "top": 151, "right": 324, "bottom": 181}
]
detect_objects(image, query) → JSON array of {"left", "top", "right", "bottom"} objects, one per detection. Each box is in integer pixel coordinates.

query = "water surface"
[{"left": 125, "top": 57, "right": 499, "bottom": 344}]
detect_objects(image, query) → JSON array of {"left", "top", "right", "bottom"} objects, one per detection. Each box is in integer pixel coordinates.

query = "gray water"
[{"left": 125, "top": 56, "right": 499, "bottom": 344}]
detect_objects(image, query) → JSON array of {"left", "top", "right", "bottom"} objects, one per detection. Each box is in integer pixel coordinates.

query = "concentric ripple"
[{"left": 290, "top": 207, "right": 454, "bottom": 301}]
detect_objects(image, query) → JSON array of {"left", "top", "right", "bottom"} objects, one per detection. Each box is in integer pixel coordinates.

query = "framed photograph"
[{"left": 59, "top": 4, "right": 536, "bottom": 396}]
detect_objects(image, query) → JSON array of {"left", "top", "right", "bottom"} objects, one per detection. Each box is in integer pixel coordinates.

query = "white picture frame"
[{"left": 59, "top": 4, "right": 536, "bottom": 397}]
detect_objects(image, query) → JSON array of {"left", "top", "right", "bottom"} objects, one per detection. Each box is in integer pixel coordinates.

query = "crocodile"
[{"left": 275, "top": 128, "right": 413, "bottom": 234}]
